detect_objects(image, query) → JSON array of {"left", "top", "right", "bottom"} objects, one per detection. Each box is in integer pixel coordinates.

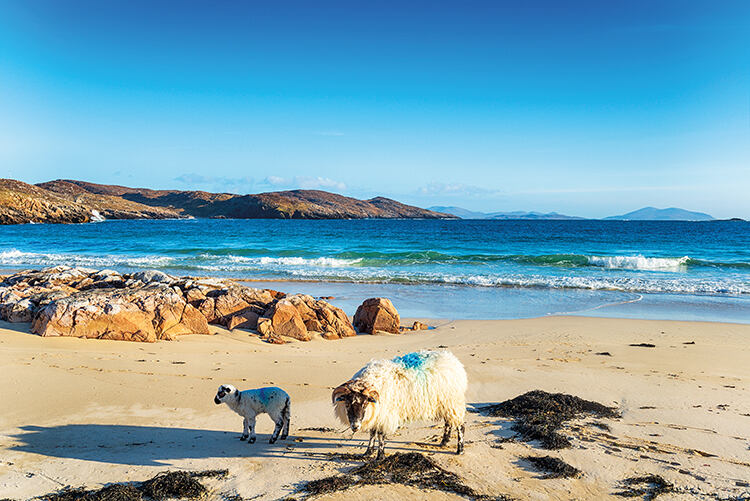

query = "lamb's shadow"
[{"left": 8, "top": 424, "right": 365, "bottom": 467}]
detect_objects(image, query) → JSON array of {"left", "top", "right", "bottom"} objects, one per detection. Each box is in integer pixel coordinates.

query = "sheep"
[
  {"left": 214, "top": 384, "right": 290, "bottom": 444},
  {"left": 332, "top": 349, "right": 467, "bottom": 459}
]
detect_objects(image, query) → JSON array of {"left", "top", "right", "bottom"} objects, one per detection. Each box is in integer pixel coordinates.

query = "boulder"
[
  {"left": 285, "top": 294, "right": 355, "bottom": 340},
  {"left": 412, "top": 321, "right": 429, "bottom": 331},
  {"left": 353, "top": 297, "right": 401, "bottom": 334},
  {"left": 197, "top": 285, "right": 276, "bottom": 328},
  {"left": 31, "top": 285, "right": 209, "bottom": 342},
  {"left": 227, "top": 309, "right": 260, "bottom": 331},
  {"left": 263, "top": 299, "right": 309, "bottom": 341}
]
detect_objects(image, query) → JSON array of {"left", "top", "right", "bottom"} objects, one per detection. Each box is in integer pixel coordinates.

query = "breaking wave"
[{"left": 1, "top": 248, "right": 747, "bottom": 295}]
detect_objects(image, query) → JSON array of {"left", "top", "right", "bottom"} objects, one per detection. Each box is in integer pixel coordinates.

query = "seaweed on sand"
[
  {"left": 300, "top": 452, "right": 512, "bottom": 500},
  {"left": 34, "top": 469, "right": 228, "bottom": 501},
  {"left": 480, "top": 390, "right": 620, "bottom": 449},
  {"left": 523, "top": 456, "right": 581, "bottom": 479},
  {"left": 614, "top": 475, "right": 674, "bottom": 500},
  {"left": 139, "top": 471, "right": 208, "bottom": 500}
]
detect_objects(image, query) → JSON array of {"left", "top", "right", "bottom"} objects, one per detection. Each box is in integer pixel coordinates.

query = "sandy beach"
[{"left": 1, "top": 315, "right": 748, "bottom": 500}]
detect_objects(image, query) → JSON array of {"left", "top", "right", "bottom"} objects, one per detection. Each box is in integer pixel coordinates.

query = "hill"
[{"left": 0, "top": 178, "right": 454, "bottom": 224}]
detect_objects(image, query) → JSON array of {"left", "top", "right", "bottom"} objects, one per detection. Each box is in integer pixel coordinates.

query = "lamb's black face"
[{"left": 214, "top": 385, "right": 234, "bottom": 405}]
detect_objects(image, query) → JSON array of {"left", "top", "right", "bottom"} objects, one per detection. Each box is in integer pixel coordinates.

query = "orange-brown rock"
[
  {"left": 264, "top": 299, "right": 309, "bottom": 341},
  {"left": 412, "top": 321, "right": 429, "bottom": 330},
  {"left": 196, "top": 285, "right": 275, "bottom": 328},
  {"left": 31, "top": 285, "right": 209, "bottom": 342},
  {"left": 353, "top": 297, "right": 401, "bottom": 334},
  {"left": 227, "top": 309, "right": 260, "bottom": 331}
]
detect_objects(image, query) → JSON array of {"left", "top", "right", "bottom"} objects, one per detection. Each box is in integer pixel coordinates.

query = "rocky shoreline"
[{"left": 0, "top": 266, "right": 420, "bottom": 343}]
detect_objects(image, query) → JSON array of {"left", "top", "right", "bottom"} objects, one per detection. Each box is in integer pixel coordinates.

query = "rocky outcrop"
[
  {"left": 0, "top": 179, "right": 180, "bottom": 225},
  {"left": 259, "top": 294, "right": 356, "bottom": 341},
  {"left": 31, "top": 285, "right": 209, "bottom": 342},
  {"left": 353, "top": 297, "right": 401, "bottom": 334},
  {"left": 0, "top": 266, "right": 359, "bottom": 343}
]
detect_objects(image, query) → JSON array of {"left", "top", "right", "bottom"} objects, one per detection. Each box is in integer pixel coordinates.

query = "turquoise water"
[{"left": 2, "top": 219, "right": 749, "bottom": 322}]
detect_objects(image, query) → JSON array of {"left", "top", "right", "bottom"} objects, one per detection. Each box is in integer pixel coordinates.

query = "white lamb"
[
  {"left": 332, "top": 349, "right": 467, "bottom": 459},
  {"left": 214, "top": 384, "right": 291, "bottom": 444}
]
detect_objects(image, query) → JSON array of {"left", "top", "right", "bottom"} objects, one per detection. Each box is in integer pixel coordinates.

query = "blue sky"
[{"left": 1, "top": 1, "right": 748, "bottom": 218}]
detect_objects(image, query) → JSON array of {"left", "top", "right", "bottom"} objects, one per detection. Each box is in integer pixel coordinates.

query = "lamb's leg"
[
  {"left": 439, "top": 421, "right": 452, "bottom": 446},
  {"left": 269, "top": 417, "right": 283, "bottom": 444},
  {"left": 241, "top": 417, "right": 249, "bottom": 441},
  {"left": 363, "top": 430, "right": 377, "bottom": 457},
  {"left": 376, "top": 432, "right": 387, "bottom": 460},
  {"left": 247, "top": 415, "right": 256, "bottom": 444},
  {"left": 456, "top": 424, "right": 465, "bottom": 455},
  {"left": 280, "top": 398, "right": 290, "bottom": 440}
]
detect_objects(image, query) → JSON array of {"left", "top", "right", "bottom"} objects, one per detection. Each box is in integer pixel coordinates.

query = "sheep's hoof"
[
  {"left": 269, "top": 438, "right": 277, "bottom": 444},
  {"left": 280, "top": 434, "right": 288, "bottom": 440},
  {"left": 240, "top": 435, "right": 248, "bottom": 441},
  {"left": 456, "top": 446, "right": 464, "bottom": 455},
  {"left": 248, "top": 437, "right": 256, "bottom": 444}
]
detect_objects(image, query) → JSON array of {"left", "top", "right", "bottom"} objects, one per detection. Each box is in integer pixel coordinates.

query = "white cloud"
[
  {"left": 174, "top": 174, "right": 254, "bottom": 193},
  {"left": 261, "top": 176, "right": 347, "bottom": 192},
  {"left": 416, "top": 182, "right": 503, "bottom": 197}
]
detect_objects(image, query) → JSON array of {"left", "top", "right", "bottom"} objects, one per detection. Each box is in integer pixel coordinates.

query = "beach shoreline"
[{"left": 1, "top": 314, "right": 748, "bottom": 500}]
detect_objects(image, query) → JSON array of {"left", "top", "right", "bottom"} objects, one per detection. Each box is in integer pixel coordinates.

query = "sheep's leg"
[
  {"left": 376, "top": 432, "right": 387, "bottom": 460},
  {"left": 439, "top": 421, "right": 452, "bottom": 446},
  {"left": 241, "top": 417, "right": 249, "bottom": 441},
  {"left": 456, "top": 424, "right": 465, "bottom": 455},
  {"left": 280, "top": 398, "right": 290, "bottom": 440},
  {"left": 247, "top": 416, "right": 256, "bottom": 444},
  {"left": 363, "top": 430, "right": 377, "bottom": 457}
]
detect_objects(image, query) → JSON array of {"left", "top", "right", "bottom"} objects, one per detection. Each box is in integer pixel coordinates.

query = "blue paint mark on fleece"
[
  {"left": 258, "top": 388, "right": 269, "bottom": 405},
  {"left": 393, "top": 352, "right": 427, "bottom": 370}
]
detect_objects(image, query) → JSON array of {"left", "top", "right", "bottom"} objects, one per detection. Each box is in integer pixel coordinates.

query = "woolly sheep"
[
  {"left": 332, "top": 349, "right": 467, "bottom": 459},
  {"left": 214, "top": 384, "right": 291, "bottom": 444}
]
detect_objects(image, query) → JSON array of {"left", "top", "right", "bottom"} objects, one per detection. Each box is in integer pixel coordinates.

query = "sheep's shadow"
[{"left": 8, "top": 424, "right": 365, "bottom": 467}]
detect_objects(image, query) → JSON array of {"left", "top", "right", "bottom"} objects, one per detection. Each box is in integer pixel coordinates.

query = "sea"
[{"left": 2, "top": 219, "right": 749, "bottom": 323}]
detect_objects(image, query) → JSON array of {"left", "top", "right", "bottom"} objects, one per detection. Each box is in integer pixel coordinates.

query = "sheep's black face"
[{"left": 335, "top": 393, "right": 375, "bottom": 432}]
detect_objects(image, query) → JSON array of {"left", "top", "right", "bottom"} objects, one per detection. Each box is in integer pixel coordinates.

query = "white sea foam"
[
  {"left": 586, "top": 255, "right": 690, "bottom": 271},
  {"left": 0, "top": 249, "right": 172, "bottom": 269}
]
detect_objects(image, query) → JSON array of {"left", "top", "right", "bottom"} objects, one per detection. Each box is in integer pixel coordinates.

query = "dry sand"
[{"left": 0, "top": 316, "right": 748, "bottom": 500}]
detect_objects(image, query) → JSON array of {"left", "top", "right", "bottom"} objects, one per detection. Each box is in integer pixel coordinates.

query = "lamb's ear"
[{"left": 331, "top": 383, "right": 351, "bottom": 404}]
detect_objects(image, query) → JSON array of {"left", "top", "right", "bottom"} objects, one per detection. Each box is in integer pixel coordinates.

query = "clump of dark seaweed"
[
  {"left": 139, "top": 471, "right": 207, "bottom": 500},
  {"left": 523, "top": 456, "right": 581, "bottom": 479},
  {"left": 300, "top": 452, "right": 512, "bottom": 500},
  {"left": 614, "top": 475, "right": 674, "bottom": 500},
  {"left": 34, "top": 470, "right": 228, "bottom": 501},
  {"left": 480, "top": 390, "right": 620, "bottom": 449}
]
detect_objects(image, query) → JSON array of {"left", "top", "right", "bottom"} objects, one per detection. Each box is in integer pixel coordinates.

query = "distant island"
[
  {"left": 430, "top": 205, "right": 722, "bottom": 221},
  {"left": 428, "top": 206, "right": 585, "bottom": 220},
  {"left": 0, "top": 179, "right": 456, "bottom": 224},
  {"left": 604, "top": 207, "right": 714, "bottom": 221}
]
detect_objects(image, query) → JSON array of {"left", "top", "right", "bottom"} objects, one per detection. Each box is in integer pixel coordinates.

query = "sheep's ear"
[{"left": 331, "top": 384, "right": 350, "bottom": 404}]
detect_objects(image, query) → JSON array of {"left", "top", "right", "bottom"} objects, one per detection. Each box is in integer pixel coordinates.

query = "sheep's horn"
[{"left": 331, "top": 383, "right": 351, "bottom": 403}]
